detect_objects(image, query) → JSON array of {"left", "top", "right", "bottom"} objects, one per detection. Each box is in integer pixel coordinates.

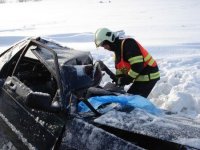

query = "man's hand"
[{"left": 117, "top": 75, "right": 133, "bottom": 86}]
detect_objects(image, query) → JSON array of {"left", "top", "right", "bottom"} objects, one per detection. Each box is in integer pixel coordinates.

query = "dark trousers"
[{"left": 127, "top": 79, "right": 159, "bottom": 98}]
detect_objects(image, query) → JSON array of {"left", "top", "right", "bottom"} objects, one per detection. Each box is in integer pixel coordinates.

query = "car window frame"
[{"left": 11, "top": 39, "right": 64, "bottom": 106}]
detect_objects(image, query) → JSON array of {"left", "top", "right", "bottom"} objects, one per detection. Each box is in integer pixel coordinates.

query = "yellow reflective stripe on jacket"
[
  {"left": 150, "top": 72, "right": 160, "bottom": 80},
  {"left": 144, "top": 53, "right": 156, "bottom": 66},
  {"left": 128, "top": 55, "right": 143, "bottom": 65},
  {"left": 135, "top": 75, "right": 149, "bottom": 81},
  {"left": 144, "top": 54, "right": 151, "bottom": 61},
  {"left": 135, "top": 71, "right": 160, "bottom": 81},
  {"left": 128, "top": 69, "right": 139, "bottom": 78},
  {"left": 116, "top": 69, "right": 123, "bottom": 75},
  {"left": 148, "top": 59, "right": 155, "bottom": 66}
]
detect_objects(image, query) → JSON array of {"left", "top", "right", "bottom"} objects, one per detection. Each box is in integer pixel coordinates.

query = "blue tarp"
[{"left": 78, "top": 95, "right": 161, "bottom": 115}]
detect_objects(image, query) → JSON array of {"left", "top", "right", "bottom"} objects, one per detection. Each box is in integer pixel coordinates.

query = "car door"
[{"left": 0, "top": 40, "right": 65, "bottom": 150}]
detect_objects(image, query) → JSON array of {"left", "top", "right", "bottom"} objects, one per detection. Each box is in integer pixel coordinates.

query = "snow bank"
[{"left": 149, "top": 54, "right": 200, "bottom": 118}]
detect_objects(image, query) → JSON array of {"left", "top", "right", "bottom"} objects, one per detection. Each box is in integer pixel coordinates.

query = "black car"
[
  {"left": 0, "top": 37, "right": 200, "bottom": 150},
  {"left": 0, "top": 37, "right": 136, "bottom": 150}
]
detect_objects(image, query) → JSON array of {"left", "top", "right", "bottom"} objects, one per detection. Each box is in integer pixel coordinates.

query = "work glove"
[
  {"left": 111, "top": 76, "right": 118, "bottom": 84},
  {"left": 117, "top": 75, "right": 133, "bottom": 86}
]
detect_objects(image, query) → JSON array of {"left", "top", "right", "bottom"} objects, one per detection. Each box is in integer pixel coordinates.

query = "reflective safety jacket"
[{"left": 115, "top": 38, "right": 160, "bottom": 82}]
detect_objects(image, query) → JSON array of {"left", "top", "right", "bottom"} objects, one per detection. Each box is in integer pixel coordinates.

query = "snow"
[
  {"left": 175, "top": 138, "right": 200, "bottom": 149},
  {"left": 94, "top": 108, "right": 200, "bottom": 149},
  {"left": 0, "top": 0, "right": 200, "bottom": 148},
  {"left": 1, "top": 141, "right": 17, "bottom": 150},
  {"left": 61, "top": 118, "right": 141, "bottom": 150},
  {"left": 0, "top": 112, "right": 36, "bottom": 150},
  {"left": 150, "top": 55, "right": 200, "bottom": 117}
]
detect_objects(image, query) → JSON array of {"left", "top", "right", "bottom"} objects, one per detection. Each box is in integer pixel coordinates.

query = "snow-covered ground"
[{"left": 1, "top": 0, "right": 200, "bottom": 119}]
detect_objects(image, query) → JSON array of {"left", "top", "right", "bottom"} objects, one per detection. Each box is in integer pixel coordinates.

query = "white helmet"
[{"left": 95, "top": 28, "right": 116, "bottom": 47}]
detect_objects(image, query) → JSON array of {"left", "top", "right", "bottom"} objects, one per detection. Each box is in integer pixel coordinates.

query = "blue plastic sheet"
[{"left": 78, "top": 95, "right": 161, "bottom": 115}]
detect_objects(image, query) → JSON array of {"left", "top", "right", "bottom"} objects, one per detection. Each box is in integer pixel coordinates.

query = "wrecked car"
[{"left": 0, "top": 37, "right": 200, "bottom": 150}]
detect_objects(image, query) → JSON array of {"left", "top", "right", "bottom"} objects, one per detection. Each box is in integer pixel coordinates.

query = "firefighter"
[{"left": 95, "top": 28, "right": 160, "bottom": 98}]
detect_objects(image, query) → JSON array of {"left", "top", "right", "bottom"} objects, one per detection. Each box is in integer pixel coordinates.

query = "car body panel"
[{"left": 1, "top": 37, "right": 199, "bottom": 150}]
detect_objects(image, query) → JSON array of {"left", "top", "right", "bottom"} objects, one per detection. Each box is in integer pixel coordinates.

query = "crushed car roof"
[
  {"left": 1, "top": 37, "right": 93, "bottom": 67},
  {"left": 37, "top": 38, "right": 93, "bottom": 66}
]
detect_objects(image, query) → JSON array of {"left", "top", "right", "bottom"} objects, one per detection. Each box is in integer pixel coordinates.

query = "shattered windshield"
[
  {"left": 31, "top": 45, "right": 57, "bottom": 77},
  {"left": 0, "top": 40, "right": 27, "bottom": 70}
]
